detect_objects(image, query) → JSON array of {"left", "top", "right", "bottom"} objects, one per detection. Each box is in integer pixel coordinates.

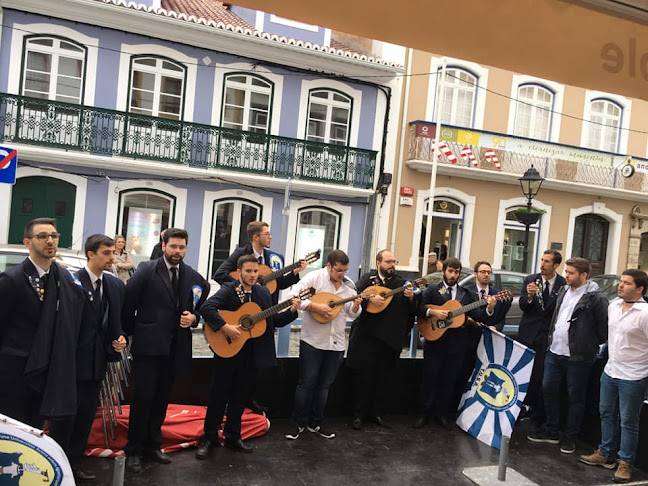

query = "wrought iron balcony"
[{"left": 0, "top": 93, "right": 377, "bottom": 189}]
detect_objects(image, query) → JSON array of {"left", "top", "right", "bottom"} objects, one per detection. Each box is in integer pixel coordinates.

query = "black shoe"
[
  {"left": 247, "top": 400, "right": 269, "bottom": 416},
  {"left": 195, "top": 439, "right": 213, "bottom": 460},
  {"left": 224, "top": 438, "right": 253, "bottom": 453},
  {"left": 368, "top": 416, "right": 390, "bottom": 428},
  {"left": 413, "top": 415, "right": 429, "bottom": 429},
  {"left": 527, "top": 429, "right": 559, "bottom": 444},
  {"left": 437, "top": 415, "right": 454, "bottom": 431},
  {"left": 352, "top": 417, "right": 363, "bottom": 430},
  {"left": 560, "top": 438, "right": 576, "bottom": 454},
  {"left": 125, "top": 456, "right": 142, "bottom": 473},
  {"left": 73, "top": 469, "right": 96, "bottom": 481},
  {"left": 145, "top": 449, "right": 172, "bottom": 464}
]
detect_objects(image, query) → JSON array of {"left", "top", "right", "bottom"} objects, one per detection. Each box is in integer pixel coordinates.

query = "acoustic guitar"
[
  {"left": 309, "top": 273, "right": 436, "bottom": 324},
  {"left": 365, "top": 274, "right": 436, "bottom": 314},
  {"left": 204, "top": 287, "right": 315, "bottom": 358},
  {"left": 229, "top": 250, "right": 321, "bottom": 294},
  {"left": 418, "top": 290, "right": 512, "bottom": 342}
]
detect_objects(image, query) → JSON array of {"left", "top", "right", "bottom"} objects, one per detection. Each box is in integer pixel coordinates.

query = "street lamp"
[{"left": 517, "top": 165, "right": 545, "bottom": 273}]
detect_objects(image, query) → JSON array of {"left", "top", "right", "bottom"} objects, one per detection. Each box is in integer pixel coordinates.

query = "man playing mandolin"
[
  {"left": 196, "top": 255, "right": 300, "bottom": 458},
  {"left": 346, "top": 250, "right": 417, "bottom": 430}
]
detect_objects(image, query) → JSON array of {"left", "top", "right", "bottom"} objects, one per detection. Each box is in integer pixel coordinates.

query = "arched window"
[
  {"left": 306, "top": 89, "right": 352, "bottom": 145},
  {"left": 294, "top": 206, "right": 340, "bottom": 275},
  {"left": 437, "top": 68, "right": 477, "bottom": 127},
  {"left": 420, "top": 197, "right": 464, "bottom": 265},
  {"left": 501, "top": 206, "right": 543, "bottom": 273},
  {"left": 117, "top": 189, "right": 176, "bottom": 267},
  {"left": 209, "top": 198, "right": 262, "bottom": 278},
  {"left": 22, "top": 36, "right": 86, "bottom": 103},
  {"left": 513, "top": 84, "right": 553, "bottom": 141},
  {"left": 586, "top": 99, "right": 622, "bottom": 153},
  {"left": 221, "top": 74, "right": 273, "bottom": 133},
  {"left": 128, "top": 56, "right": 186, "bottom": 119}
]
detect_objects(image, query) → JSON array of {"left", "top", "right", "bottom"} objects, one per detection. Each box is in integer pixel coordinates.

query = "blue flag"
[{"left": 456, "top": 328, "right": 535, "bottom": 449}]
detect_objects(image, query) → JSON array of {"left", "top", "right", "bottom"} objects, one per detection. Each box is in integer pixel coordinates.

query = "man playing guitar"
[
  {"left": 346, "top": 250, "right": 417, "bottom": 430},
  {"left": 196, "top": 255, "right": 300, "bottom": 458}
]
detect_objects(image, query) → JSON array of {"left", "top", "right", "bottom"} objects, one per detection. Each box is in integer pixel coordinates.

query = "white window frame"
[
  {"left": 580, "top": 90, "right": 631, "bottom": 154},
  {"left": 507, "top": 75, "right": 564, "bottom": 142},
  {"left": 305, "top": 89, "right": 353, "bottom": 145},
  {"left": 22, "top": 36, "right": 86, "bottom": 103},
  {"left": 425, "top": 58, "right": 488, "bottom": 130},
  {"left": 512, "top": 84, "right": 554, "bottom": 141},
  {"left": 7, "top": 23, "right": 98, "bottom": 104},
  {"left": 221, "top": 73, "right": 273, "bottom": 133},
  {"left": 128, "top": 56, "right": 186, "bottom": 119}
]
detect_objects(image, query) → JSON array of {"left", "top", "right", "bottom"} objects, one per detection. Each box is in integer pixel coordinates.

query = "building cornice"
[{"left": 0, "top": 0, "right": 402, "bottom": 80}]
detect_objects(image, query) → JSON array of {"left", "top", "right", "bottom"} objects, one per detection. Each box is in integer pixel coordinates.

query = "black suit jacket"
[
  {"left": 517, "top": 273, "right": 566, "bottom": 349},
  {"left": 200, "top": 281, "right": 297, "bottom": 368},
  {"left": 212, "top": 244, "right": 299, "bottom": 302},
  {"left": 462, "top": 283, "right": 512, "bottom": 332},
  {"left": 122, "top": 258, "right": 209, "bottom": 371},
  {"left": 75, "top": 269, "right": 126, "bottom": 381}
]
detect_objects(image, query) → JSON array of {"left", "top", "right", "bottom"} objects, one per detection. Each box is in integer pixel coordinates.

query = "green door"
[{"left": 8, "top": 177, "right": 76, "bottom": 248}]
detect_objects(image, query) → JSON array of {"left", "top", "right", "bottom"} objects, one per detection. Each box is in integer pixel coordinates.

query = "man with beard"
[
  {"left": 346, "top": 250, "right": 416, "bottom": 430},
  {"left": 0, "top": 218, "right": 83, "bottom": 428},
  {"left": 122, "top": 228, "right": 209, "bottom": 473},
  {"left": 48, "top": 234, "right": 127, "bottom": 481},
  {"left": 414, "top": 257, "right": 495, "bottom": 429},
  {"left": 195, "top": 255, "right": 300, "bottom": 458},
  {"left": 517, "top": 249, "right": 566, "bottom": 428}
]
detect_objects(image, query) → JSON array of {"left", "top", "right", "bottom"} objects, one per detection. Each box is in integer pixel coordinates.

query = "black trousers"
[
  {"left": 350, "top": 336, "right": 398, "bottom": 419},
  {"left": 0, "top": 356, "right": 42, "bottom": 428},
  {"left": 49, "top": 380, "right": 102, "bottom": 464},
  {"left": 524, "top": 338, "right": 548, "bottom": 424},
  {"left": 125, "top": 356, "right": 175, "bottom": 456},
  {"left": 420, "top": 336, "right": 465, "bottom": 417},
  {"left": 203, "top": 345, "right": 254, "bottom": 442}
]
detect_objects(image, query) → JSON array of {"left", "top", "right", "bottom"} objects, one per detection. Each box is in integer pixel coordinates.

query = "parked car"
[
  {"left": 589, "top": 274, "right": 621, "bottom": 301},
  {"left": 0, "top": 243, "right": 86, "bottom": 273}
]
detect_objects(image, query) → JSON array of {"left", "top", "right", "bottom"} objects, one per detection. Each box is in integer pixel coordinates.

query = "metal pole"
[
  {"left": 112, "top": 456, "right": 125, "bottom": 486},
  {"left": 521, "top": 198, "right": 532, "bottom": 272},
  {"left": 497, "top": 435, "right": 510, "bottom": 481}
]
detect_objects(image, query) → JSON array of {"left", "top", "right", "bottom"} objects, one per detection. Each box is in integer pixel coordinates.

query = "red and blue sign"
[{"left": 0, "top": 146, "right": 17, "bottom": 184}]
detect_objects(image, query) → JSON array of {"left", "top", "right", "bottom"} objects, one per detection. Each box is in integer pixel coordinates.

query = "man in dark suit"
[
  {"left": 48, "top": 234, "right": 127, "bottom": 481},
  {"left": 122, "top": 228, "right": 209, "bottom": 473},
  {"left": 195, "top": 255, "right": 299, "bottom": 459},
  {"left": 213, "top": 220, "right": 305, "bottom": 414},
  {"left": 463, "top": 261, "right": 512, "bottom": 332},
  {"left": 414, "top": 257, "right": 496, "bottom": 430},
  {"left": 0, "top": 217, "right": 83, "bottom": 429},
  {"left": 517, "top": 249, "right": 565, "bottom": 428}
]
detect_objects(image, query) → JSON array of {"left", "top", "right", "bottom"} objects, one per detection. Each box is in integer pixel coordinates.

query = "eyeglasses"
[
  {"left": 383, "top": 260, "right": 399, "bottom": 265},
  {"left": 477, "top": 270, "right": 492, "bottom": 274},
  {"left": 30, "top": 232, "right": 60, "bottom": 241},
  {"left": 331, "top": 267, "right": 348, "bottom": 274}
]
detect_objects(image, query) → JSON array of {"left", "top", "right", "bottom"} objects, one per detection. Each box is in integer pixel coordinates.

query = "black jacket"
[
  {"left": 200, "top": 281, "right": 297, "bottom": 368},
  {"left": 122, "top": 258, "right": 209, "bottom": 371},
  {"left": 518, "top": 273, "right": 567, "bottom": 349},
  {"left": 75, "top": 269, "right": 126, "bottom": 381},
  {"left": 546, "top": 281, "right": 608, "bottom": 362},
  {"left": 462, "top": 283, "right": 512, "bottom": 332},
  {"left": 212, "top": 244, "right": 299, "bottom": 302}
]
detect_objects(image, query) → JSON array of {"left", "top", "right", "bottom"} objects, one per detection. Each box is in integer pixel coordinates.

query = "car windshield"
[{"left": 590, "top": 275, "right": 620, "bottom": 301}]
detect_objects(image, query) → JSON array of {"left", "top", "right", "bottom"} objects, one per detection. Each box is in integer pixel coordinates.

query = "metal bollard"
[
  {"left": 112, "top": 456, "right": 125, "bottom": 486},
  {"left": 497, "top": 435, "right": 510, "bottom": 481}
]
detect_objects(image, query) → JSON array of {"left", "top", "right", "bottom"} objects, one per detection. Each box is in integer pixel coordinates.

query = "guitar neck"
[
  {"left": 451, "top": 299, "right": 488, "bottom": 318},
  {"left": 331, "top": 293, "right": 363, "bottom": 308},
  {"left": 251, "top": 298, "right": 295, "bottom": 323},
  {"left": 382, "top": 283, "right": 410, "bottom": 298},
  {"left": 261, "top": 260, "right": 299, "bottom": 284}
]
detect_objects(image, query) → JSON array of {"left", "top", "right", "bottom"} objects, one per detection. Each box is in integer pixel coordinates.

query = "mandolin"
[
  {"left": 229, "top": 250, "right": 321, "bottom": 294},
  {"left": 309, "top": 273, "right": 436, "bottom": 323},
  {"left": 418, "top": 290, "right": 512, "bottom": 342},
  {"left": 365, "top": 274, "right": 436, "bottom": 313},
  {"left": 204, "top": 287, "right": 315, "bottom": 358}
]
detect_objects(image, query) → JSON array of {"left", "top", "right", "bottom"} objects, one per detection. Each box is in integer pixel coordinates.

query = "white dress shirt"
[
  {"left": 28, "top": 256, "right": 49, "bottom": 278},
  {"left": 253, "top": 248, "right": 264, "bottom": 265},
  {"left": 291, "top": 268, "right": 361, "bottom": 352},
  {"left": 550, "top": 284, "right": 588, "bottom": 357},
  {"left": 163, "top": 257, "right": 179, "bottom": 281},
  {"left": 605, "top": 298, "right": 648, "bottom": 381},
  {"left": 85, "top": 265, "right": 103, "bottom": 297}
]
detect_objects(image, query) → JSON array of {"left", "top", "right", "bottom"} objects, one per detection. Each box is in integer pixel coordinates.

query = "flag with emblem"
[{"left": 455, "top": 328, "right": 535, "bottom": 449}]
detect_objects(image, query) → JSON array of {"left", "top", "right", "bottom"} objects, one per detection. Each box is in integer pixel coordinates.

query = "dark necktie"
[
  {"left": 171, "top": 267, "right": 179, "bottom": 304},
  {"left": 542, "top": 280, "right": 550, "bottom": 302},
  {"left": 480, "top": 289, "right": 487, "bottom": 300},
  {"left": 95, "top": 278, "right": 102, "bottom": 302},
  {"left": 446, "top": 286, "right": 453, "bottom": 301},
  {"left": 257, "top": 256, "right": 263, "bottom": 265}
]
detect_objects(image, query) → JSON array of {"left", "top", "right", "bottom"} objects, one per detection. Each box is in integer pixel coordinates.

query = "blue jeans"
[
  {"left": 542, "top": 351, "right": 594, "bottom": 439},
  {"left": 292, "top": 341, "right": 344, "bottom": 428},
  {"left": 599, "top": 372, "right": 648, "bottom": 465}
]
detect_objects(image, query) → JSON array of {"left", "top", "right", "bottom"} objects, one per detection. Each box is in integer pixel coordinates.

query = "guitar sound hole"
[
  {"left": 239, "top": 316, "right": 254, "bottom": 331},
  {"left": 328, "top": 301, "right": 335, "bottom": 308}
]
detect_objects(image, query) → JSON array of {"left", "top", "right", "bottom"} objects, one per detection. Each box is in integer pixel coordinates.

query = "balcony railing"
[
  {"left": 0, "top": 93, "right": 377, "bottom": 189},
  {"left": 407, "top": 121, "right": 648, "bottom": 193}
]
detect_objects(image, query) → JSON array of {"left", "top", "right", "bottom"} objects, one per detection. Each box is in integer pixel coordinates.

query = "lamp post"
[{"left": 517, "top": 165, "right": 545, "bottom": 273}]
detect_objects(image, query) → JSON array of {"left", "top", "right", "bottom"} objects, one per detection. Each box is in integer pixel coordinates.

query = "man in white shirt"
[
  {"left": 580, "top": 269, "right": 648, "bottom": 484},
  {"left": 527, "top": 257, "right": 608, "bottom": 455},
  {"left": 285, "top": 250, "right": 362, "bottom": 440}
]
